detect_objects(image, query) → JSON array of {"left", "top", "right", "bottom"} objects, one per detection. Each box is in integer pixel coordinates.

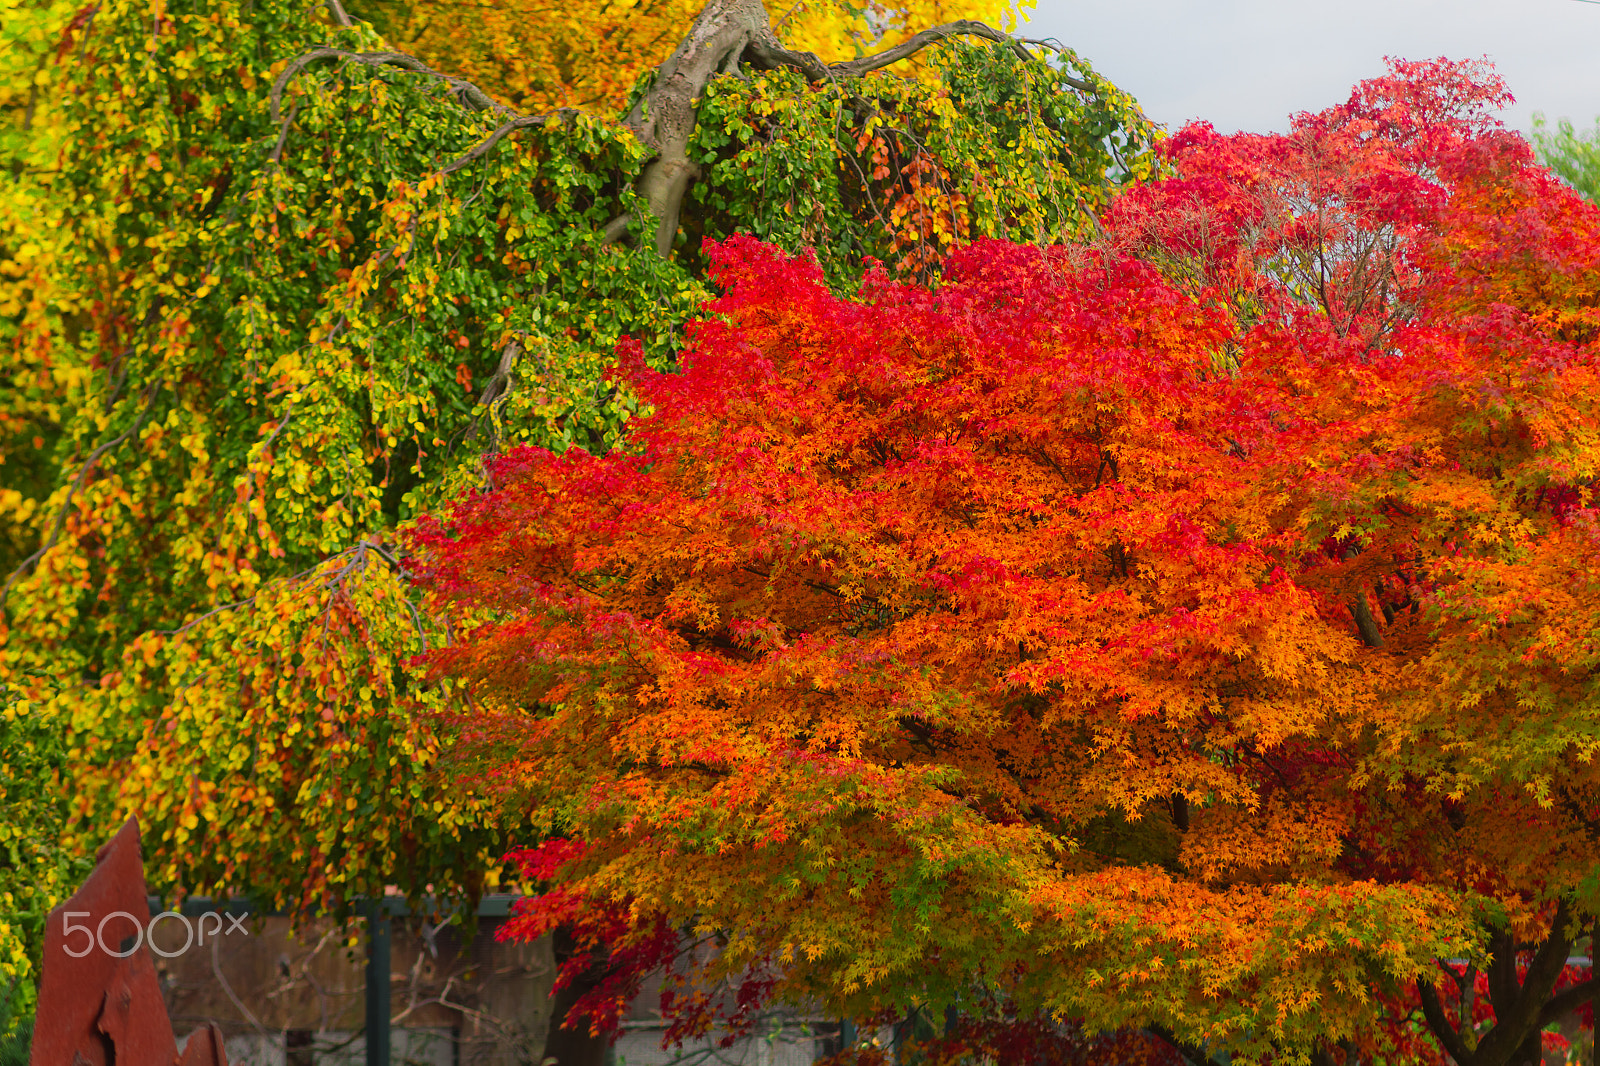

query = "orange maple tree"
[{"left": 411, "top": 58, "right": 1600, "bottom": 1065}]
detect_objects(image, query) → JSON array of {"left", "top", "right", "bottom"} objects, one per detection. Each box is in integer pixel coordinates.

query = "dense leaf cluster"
[
  {"left": 413, "top": 59, "right": 1600, "bottom": 1065},
  {"left": 0, "top": 0, "right": 1151, "bottom": 1008}
]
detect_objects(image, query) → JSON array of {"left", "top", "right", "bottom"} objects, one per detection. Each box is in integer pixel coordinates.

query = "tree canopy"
[
  {"left": 0, "top": 0, "right": 1155, "bottom": 1018},
  {"left": 351, "top": 0, "right": 1028, "bottom": 115},
  {"left": 1532, "top": 113, "right": 1600, "bottom": 204},
  {"left": 413, "top": 57, "right": 1600, "bottom": 1065}
]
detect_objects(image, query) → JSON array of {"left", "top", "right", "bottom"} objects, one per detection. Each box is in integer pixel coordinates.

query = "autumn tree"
[
  {"left": 350, "top": 0, "right": 1027, "bottom": 115},
  {"left": 411, "top": 58, "right": 1600, "bottom": 1066},
  {"left": 0, "top": 0, "right": 111, "bottom": 1018},
  {"left": 0, "top": 0, "right": 1155, "bottom": 1020}
]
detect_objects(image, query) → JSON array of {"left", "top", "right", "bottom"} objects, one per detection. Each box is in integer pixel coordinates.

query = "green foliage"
[
  {"left": 0, "top": 0, "right": 1153, "bottom": 990},
  {"left": 4, "top": 0, "right": 701, "bottom": 916},
  {"left": 688, "top": 41, "right": 1156, "bottom": 283},
  {"left": 0, "top": 1010, "right": 28, "bottom": 1066},
  {"left": 0, "top": 681, "right": 88, "bottom": 1027},
  {"left": 1532, "top": 113, "right": 1600, "bottom": 204},
  {"left": 0, "top": 0, "right": 81, "bottom": 579}
]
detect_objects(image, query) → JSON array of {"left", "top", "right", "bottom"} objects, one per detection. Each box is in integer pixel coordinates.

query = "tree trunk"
[
  {"left": 1418, "top": 901, "right": 1581, "bottom": 1066},
  {"left": 617, "top": 0, "right": 1029, "bottom": 256},
  {"left": 539, "top": 927, "right": 611, "bottom": 1066}
]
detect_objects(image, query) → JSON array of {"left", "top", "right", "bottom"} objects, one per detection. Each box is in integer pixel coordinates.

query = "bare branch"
[
  {"left": 269, "top": 98, "right": 299, "bottom": 165},
  {"left": 153, "top": 536, "right": 426, "bottom": 646},
  {"left": 1540, "top": 977, "right": 1599, "bottom": 1028},
  {"left": 212, "top": 928, "right": 272, "bottom": 1039},
  {"left": 257, "top": 397, "right": 300, "bottom": 462},
  {"left": 438, "top": 110, "right": 580, "bottom": 176},
  {"left": 601, "top": 212, "right": 636, "bottom": 246},
  {"left": 153, "top": 594, "right": 260, "bottom": 638},
  {"left": 1418, "top": 976, "right": 1475, "bottom": 1066},
  {"left": 746, "top": 20, "right": 1094, "bottom": 90},
  {"left": 269, "top": 48, "right": 512, "bottom": 126},
  {"left": 323, "top": 0, "right": 353, "bottom": 27}
]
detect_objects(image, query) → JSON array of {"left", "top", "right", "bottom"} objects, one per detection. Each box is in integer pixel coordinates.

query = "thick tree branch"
[
  {"left": 269, "top": 48, "right": 511, "bottom": 125},
  {"left": 1418, "top": 976, "right": 1475, "bottom": 1066},
  {"left": 1339, "top": 544, "right": 1384, "bottom": 648},
  {"left": 619, "top": 0, "right": 1090, "bottom": 259},
  {"left": 1486, "top": 929, "right": 1520, "bottom": 1021},
  {"left": 620, "top": 0, "right": 763, "bottom": 255},
  {"left": 1310, "top": 1042, "right": 1337, "bottom": 1066},
  {"left": 600, "top": 213, "right": 635, "bottom": 245},
  {"left": 273, "top": 4, "right": 1097, "bottom": 260},
  {"left": 475, "top": 335, "right": 522, "bottom": 411},
  {"left": 1350, "top": 592, "right": 1384, "bottom": 647},
  {"left": 438, "top": 110, "right": 580, "bottom": 175},
  {"left": 1592, "top": 923, "right": 1599, "bottom": 1066},
  {"left": 1456, "top": 963, "right": 1479, "bottom": 1041},
  {"left": 1471, "top": 899, "right": 1575, "bottom": 1066},
  {"left": 1539, "top": 977, "right": 1598, "bottom": 1027}
]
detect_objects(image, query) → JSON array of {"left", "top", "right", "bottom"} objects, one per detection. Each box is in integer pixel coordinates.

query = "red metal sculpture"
[{"left": 30, "top": 817, "right": 228, "bottom": 1066}]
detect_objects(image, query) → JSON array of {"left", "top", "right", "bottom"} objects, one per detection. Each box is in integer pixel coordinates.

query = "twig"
[
  {"left": 288, "top": 925, "right": 341, "bottom": 1035},
  {"left": 153, "top": 535, "right": 423, "bottom": 643},
  {"left": 269, "top": 98, "right": 299, "bottom": 164},
  {"left": 360, "top": 540, "right": 430, "bottom": 643},
  {"left": 212, "top": 929, "right": 272, "bottom": 1039},
  {"left": 153, "top": 594, "right": 261, "bottom": 637},
  {"left": 258, "top": 394, "right": 301, "bottom": 454},
  {"left": 438, "top": 110, "right": 580, "bottom": 175},
  {"left": 770, "top": 0, "right": 804, "bottom": 32},
  {"left": 744, "top": 20, "right": 1091, "bottom": 90}
]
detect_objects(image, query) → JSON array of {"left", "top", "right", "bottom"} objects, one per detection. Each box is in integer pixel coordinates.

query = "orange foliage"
[{"left": 414, "top": 58, "right": 1600, "bottom": 1061}]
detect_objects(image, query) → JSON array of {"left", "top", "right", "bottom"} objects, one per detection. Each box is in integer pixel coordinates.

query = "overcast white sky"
[{"left": 1018, "top": 0, "right": 1599, "bottom": 137}]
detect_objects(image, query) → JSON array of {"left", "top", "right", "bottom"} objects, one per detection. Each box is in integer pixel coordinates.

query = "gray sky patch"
[{"left": 1020, "top": 0, "right": 1599, "bottom": 135}]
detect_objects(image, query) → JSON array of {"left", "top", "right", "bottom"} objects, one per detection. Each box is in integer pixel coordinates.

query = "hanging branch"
[
  {"left": 272, "top": 0, "right": 1100, "bottom": 260},
  {"left": 0, "top": 382, "right": 164, "bottom": 619},
  {"left": 269, "top": 48, "right": 512, "bottom": 123}
]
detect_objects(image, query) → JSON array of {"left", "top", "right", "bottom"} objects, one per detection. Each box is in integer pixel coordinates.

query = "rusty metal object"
[
  {"left": 30, "top": 817, "right": 227, "bottom": 1066},
  {"left": 176, "top": 1023, "right": 228, "bottom": 1066}
]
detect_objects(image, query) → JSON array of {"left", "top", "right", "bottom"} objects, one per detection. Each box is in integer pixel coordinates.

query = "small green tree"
[{"left": 1532, "top": 113, "right": 1600, "bottom": 203}]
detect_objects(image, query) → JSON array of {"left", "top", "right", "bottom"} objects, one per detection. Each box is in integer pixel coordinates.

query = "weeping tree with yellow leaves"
[
  {"left": 0, "top": 0, "right": 1156, "bottom": 1027},
  {"left": 359, "top": 0, "right": 1024, "bottom": 115},
  {"left": 0, "top": 0, "right": 100, "bottom": 1030}
]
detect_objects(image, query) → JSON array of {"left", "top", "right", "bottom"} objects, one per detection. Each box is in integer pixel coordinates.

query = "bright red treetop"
[{"left": 412, "top": 58, "right": 1600, "bottom": 1064}]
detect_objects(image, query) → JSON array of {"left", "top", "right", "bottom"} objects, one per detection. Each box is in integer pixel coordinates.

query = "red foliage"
[{"left": 413, "top": 56, "right": 1600, "bottom": 1063}]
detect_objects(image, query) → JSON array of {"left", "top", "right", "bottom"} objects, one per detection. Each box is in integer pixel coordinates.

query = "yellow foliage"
[{"left": 361, "top": 0, "right": 1030, "bottom": 114}]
